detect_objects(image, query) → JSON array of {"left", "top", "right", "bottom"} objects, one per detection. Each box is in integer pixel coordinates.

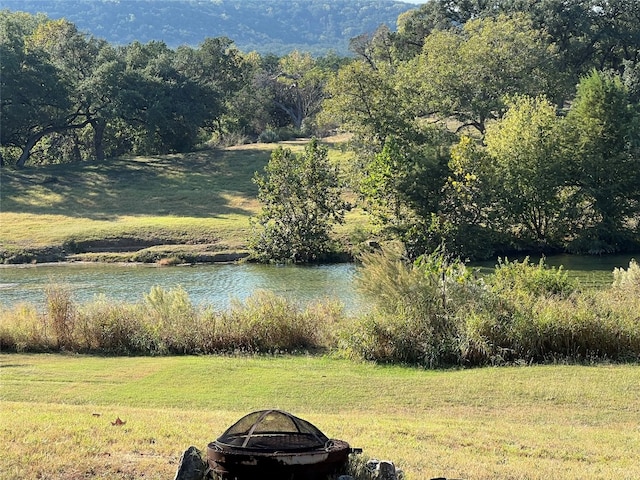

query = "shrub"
[
  {"left": 44, "top": 283, "right": 76, "bottom": 349},
  {"left": 0, "top": 303, "right": 53, "bottom": 352},
  {"left": 344, "top": 247, "right": 483, "bottom": 367},
  {"left": 250, "top": 139, "right": 347, "bottom": 263},
  {"left": 222, "top": 291, "right": 323, "bottom": 352},
  {"left": 462, "top": 259, "right": 640, "bottom": 364},
  {"left": 489, "top": 257, "right": 577, "bottom": 298},
  {"left": 258, "top": 129, "right": 279, "bottom": 143},
  {"left": 612, "top": 259, "right": 640, "bottom": 295},
  {"left": 78, "top": 298, "right": 152, "bottom": 354}
]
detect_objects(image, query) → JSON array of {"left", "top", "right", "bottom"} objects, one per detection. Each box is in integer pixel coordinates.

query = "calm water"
[
  {"left": 0, "top": 262, "right": 362, "bottom": 311},
  {"left": 0, "top": 254, "right": 637, "bottom": 311},
  {"left": 471, "top": 254, "right": 638, "bottom": 289}
]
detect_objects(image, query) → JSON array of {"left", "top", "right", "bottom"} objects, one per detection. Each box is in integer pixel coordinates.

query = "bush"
[
  {"left": 0, "top": 285, "right": 338, "bottom": 355},
  {"left": 258, "top": 129, "right": 279, "bottom": 143},
  {"left": 344, "top": 246, "right": 483, "bottom": 367},
  {"left": 250, "top": 139, "right": 347, "bottom": 263},
  {"left": 345, "top": 250, "right": 640, "bottom": 366},
  {"left": 462, "top": 258, "right": 640, "bottom": 364},
  {"left": 221, "top": 291, "right": 328, "bottom": 352},
  {"left": 489, "top": 257, "right": 577, "bottom": 298},
  {"left": 45, "top": 283, "right": 76, "bottom": 349},
  {"left": 612, "top": 259, "right": 640, "bottom": 295},
  {"left": 0, "top": 303, "right": 53, "bottom": 352}
]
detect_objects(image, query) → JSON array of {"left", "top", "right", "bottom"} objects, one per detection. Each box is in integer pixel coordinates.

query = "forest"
[{"left": 1, "top": 0, "right": 640, "bottom": 260}]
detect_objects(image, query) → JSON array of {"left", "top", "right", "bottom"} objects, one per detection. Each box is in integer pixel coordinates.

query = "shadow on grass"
[{"left": 0, "top": 149, "right": 270, "bottom": 220}]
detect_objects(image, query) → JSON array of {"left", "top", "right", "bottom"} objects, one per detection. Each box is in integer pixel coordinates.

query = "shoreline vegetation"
[{"left": 2, "top": 250, "right": 639, "bottom": 367}]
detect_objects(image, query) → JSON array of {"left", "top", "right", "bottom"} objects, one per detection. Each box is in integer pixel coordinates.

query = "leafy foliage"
[
  {"left": 414, "top": 13, "right": 565, "bottom": 134},
  {"left": 563, "top": 70, "right": 640, "bottom": 253},
  {"left": 484, "top": 95, "right": 570, "bottom": 246},
  {"left": 250, "top": 139, "right": 347, "bottom": 263},
  {"left": 343, "top": 249, "right": 640, "bottom": 366}
]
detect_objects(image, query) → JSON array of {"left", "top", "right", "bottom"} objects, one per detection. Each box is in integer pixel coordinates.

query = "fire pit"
[{"left": 207, "top": 409, "right": 357, "bottom": 480}]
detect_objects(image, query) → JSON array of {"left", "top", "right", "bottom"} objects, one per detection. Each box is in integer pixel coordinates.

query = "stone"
[
  {"left": 376, "top": 460, "right": 397, "bottom": 480},
  {"left": 173, "top": 445, "right": 208, "bottom": 480}
]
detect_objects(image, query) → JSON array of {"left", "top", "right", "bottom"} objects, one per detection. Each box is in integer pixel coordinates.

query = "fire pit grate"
[
  {"left": 208, "top": 409, "right": 357, "bottom": 480},
  {"left": 215, "top": 409, "right": 329, "bottom": 451}
]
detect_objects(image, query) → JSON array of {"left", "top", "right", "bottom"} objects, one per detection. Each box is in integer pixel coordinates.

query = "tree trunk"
[
  {"left": 16, "top": 133, "right": 46, "bottom": 168},
  {"left": 15, "top": 120, "right": 92, "bottom": 168},
  {"left": 92, "top": 118, "right": 106, "bottom": 162}
]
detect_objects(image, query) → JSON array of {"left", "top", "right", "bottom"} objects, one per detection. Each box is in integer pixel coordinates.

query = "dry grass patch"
[{"left": 1, "top": 354, "right": 639, "bottom": 480}]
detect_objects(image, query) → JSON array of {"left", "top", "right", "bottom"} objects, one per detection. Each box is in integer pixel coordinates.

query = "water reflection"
[
  {"left": 0, "top": 263, "right": 362, "bottom": 312},
  {"left": 1, "top": 254, "right": 637, "bottom": 311}
]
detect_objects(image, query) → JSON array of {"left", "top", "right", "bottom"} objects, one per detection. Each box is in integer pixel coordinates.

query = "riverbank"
[
  {"left": 2, "top": 353, "right": 639, "bottom": 480},
  {"left": 0, "top": 138, "right": 366, "bottom": 265},
  {"left": 2, "top": 253, "right": 638, "bottom": 365},
  {"left": 0, "top": 243, "right": 252, "bottom": 265}
]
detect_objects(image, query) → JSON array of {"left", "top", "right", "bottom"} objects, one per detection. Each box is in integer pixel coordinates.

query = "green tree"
[
  {"left": 250, "top": 139, "right": 347, "bottom": 263},
  {"left": 349, "top": 24, "right": 397, "bottom": 70},
  {"left": 0, "top": 12, "right": 83, "bottom": 167},
  {"left": 256, "top": 51, "right": 332, "bottom": 132},
  {"left": 441, "top": 135, "right": 499, "bottom": 258},
  {"left": 413, "top": 13, "right": 566, "bottom": 134},
  {"left": 563, "top": 70, "right": 640, "bottom": 252},
  {"left": 119, "top": 40, "right": 228, "bottom": 154},
  {"left": 322, "top": 52, "right": 454, "bottom": 258},
  {"left": 484, "top": 95, "right": 570, "bottom": 248},
  {"left": 506, "top": 0, "right": 640, "bottom": 76},
  {"left": 361, "top": 134, "right": 450, "bottom": 233},
  {"left": 26, "top": 18, "right": 122, "bottom": 163},
  {"left": 393, "top": 0, "right": 495, "bottom": 60},
  {"left": 175, "top": 37, "right": 248, "bottom": 140},
  {"left": 321, "top": 60, "right": 416, "bottom": 149}
]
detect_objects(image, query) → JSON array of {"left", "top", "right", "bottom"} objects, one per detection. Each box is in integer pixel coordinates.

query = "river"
[
  {"left": 0, "top": 254, "right": 637, "bottom": 311},
  {"left": 0, "top": 262, "right": 362, "bottom": 311}
]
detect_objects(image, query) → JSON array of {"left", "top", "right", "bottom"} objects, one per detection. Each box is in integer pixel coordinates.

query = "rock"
[
  {"left": 376, "top": 460, "right": 397, "bottom": 480},
  {"left": 173, "top": 446, "right": 208, "bottom": 480},
  {"left": 366, "top": 459, "right": 380, "bottom": 472}
]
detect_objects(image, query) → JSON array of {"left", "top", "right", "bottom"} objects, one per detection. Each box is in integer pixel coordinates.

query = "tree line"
[
  {"left": 322, "top": 0, "right": 640, "bottom": 259},
  {"left": 2, "top": 1, "right": 640, "bottom": 260},
  {"left": 1, "top": 10, "right": 346, "bottom": 168}
]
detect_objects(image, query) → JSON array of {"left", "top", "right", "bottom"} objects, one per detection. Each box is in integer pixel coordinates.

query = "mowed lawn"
[{"left": 1, "top": 354, "right": 639, "bottom": 480}]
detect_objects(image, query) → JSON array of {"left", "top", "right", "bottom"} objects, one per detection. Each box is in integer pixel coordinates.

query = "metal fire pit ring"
[{"left": 207, "top": 410, "right": 355, "bottom": 480}]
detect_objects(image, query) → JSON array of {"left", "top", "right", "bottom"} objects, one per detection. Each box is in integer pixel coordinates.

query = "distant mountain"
[{"left": 1, "top": 0, "right": 418, "bottom": 55}]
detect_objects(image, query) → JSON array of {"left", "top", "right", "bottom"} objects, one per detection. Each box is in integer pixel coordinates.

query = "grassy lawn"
[
  {"left": 0, "top": 137, "right": 367, "bottom": 261},
  {"left": 1, "top": 353, "right": 639, "bottom": 479}
]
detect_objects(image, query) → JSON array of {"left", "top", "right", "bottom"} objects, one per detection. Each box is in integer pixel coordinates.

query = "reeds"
[
  {"left": 1, "top": 255, "right": 638, "bottom": 365},
  {"left": 344, "top": 250, "right": 640, "bottom": 366},
  {"left": 0, "top": 287, "right": 339, "bottom": 355}
]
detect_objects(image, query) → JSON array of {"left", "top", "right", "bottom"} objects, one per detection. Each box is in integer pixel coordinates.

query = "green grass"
[
  {"left": 0, "top": 138, "right": 368, "bottom": 261},
  {"left": 1, "top": 353, "right": 639, "bottom": 480}
]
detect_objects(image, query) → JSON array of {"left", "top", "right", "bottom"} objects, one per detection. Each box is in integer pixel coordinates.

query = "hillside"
[
  {"left": 0, "top": 137, "right": 367, "bottom": 264},
  {"left": 1, "top": 0, "right": 418, "bottom": 55}
]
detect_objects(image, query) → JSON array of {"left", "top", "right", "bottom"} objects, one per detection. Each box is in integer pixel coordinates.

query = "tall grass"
[
  {"left": 1, "top": 256, "right": 639, "bottom": 365},
  {"left": 343, "top": 250, "right": 640, "bottom": 366},
  {"left": 0, "top": 287, "right": 341, "bottom": 355}
]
